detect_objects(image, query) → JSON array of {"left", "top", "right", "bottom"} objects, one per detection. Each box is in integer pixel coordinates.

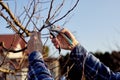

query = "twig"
[
  {"left": 52, "top": 0, "right": 79, "bottom": 25},
  {"left": 25, "top": 0, "right": 36, "bottom": 29},
  {"left": 0, "top": 42, "right": 27, "bottom": 53},
  {"left": 0, "top": 34, "right": 17, "bottom": 67},
  {"left": 17, "top": 51, "right": 27, "bottom": 70},
  {"left": 62, "top": 14, "right": 74, "bottom": 26},
  {"left": 50, "top": 0, "right": 65, "bottom": 20},
  {"left": 46, "top": 0, "right": 54, "bottom": 23},
  {"left": 42, "top": 37, "right": 49, "bottom": 57},
  {"left": 39, "top": 0, "right": 55, "bottom": 32},
  {"left": 0, "top": 2, "right": 30, "bottom": 36},
  {"left": 24, "top": 7, "right": 39, "bottom": 31},
  {"left": 0, "top": 11, "right": 19, "bottom": 34}
]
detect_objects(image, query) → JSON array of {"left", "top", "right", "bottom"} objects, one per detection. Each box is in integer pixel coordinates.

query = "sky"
[
  {"left": 66, "top": 0, "right": 120, "bottom": 52},
  {"left": 0, "top": 0, "right": 120, "bottom": 53}
]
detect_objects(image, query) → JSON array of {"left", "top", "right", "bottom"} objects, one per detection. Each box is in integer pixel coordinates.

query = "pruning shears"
[{"left": 44, "top": 21, "right": 73, "bottom": 54}]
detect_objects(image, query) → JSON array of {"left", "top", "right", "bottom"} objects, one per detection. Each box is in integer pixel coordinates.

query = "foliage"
[{"left": 94, "top": 51, "right": 120, "bottom": 72}]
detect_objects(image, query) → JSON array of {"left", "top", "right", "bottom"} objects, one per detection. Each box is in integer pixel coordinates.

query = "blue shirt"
[
  {"left": 28, "top": 51, "right": 54, "bottom": 80},
  {"left": 28, "top": 44, "right": 120, "bottom": 80}
]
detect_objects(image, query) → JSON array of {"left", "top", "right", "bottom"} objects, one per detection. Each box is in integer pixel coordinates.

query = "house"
[
  {"left": 0, "top": 34, "right": 28, "bottom": 80},
  {"left": 0, "top": 34, "right": 60, "bottom": 80},
  {"left": 0, "top": 34, "right": 27, "bottom": 59}
]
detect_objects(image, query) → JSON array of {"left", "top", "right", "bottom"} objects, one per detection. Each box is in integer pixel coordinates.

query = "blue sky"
[
  {"left": 66, "top": 0, "right": 120, "bottom": 52},
  {"left": 0, "top": 0, "right": 120, "bottom": 53}
]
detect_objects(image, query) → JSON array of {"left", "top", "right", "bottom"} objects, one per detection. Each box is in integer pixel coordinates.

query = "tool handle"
[
  {"left": 50, "top": 32, "right": 61, "bottom": 54},
  {"left": 50, "top": 26, "right": 73, "bottom": 45},
  {"left": 61, "top": 33, "right": 73, "bottom": 45}
]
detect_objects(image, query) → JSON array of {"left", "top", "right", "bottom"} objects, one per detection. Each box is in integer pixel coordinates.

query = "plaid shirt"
[
  {"left": 28, "top": 45, "right": 120, "bottom": 80},
  {"left": 28, "top": 51, "right": 54, "bottom": 80},
  {"left": 70, "top": 44, "right": 120, "bottom": 80}
]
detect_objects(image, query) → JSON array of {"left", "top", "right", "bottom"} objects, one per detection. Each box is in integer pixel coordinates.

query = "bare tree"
[{"left": 0, "top": 0, "right": 80, "bottom": 79}]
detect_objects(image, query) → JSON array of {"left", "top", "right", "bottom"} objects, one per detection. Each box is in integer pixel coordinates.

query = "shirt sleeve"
[
  {"left": 28, "top": 51, "right": 54, "bottom": 80},
  {"left": 70, "top": 44, "right": 120, "bottom": 80}
]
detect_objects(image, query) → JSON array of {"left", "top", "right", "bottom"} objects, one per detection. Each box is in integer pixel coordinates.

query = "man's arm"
[
  {"left": 70, "top": 44, "right": 120, "bottom": 80},
  {"left": 51, "top": 27, "right": 120, "bottom": 80},
  {"left": 27, "top": 31, "right": 54, "bottom": 80},
  {"left": 28, "top": 51, "right": 54, "bottom": 80}
]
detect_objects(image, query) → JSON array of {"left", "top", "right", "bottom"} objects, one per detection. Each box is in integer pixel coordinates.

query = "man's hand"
[
  {"left": 51, "top": 28, "right": 79, "bottom": 51},
  {"left": 27, "top": 31, "right": 43, "bottom": 54}
]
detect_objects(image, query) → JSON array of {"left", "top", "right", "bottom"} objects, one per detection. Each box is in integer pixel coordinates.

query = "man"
[{"left": 27, "top": 28, "right": 120, "bottom": 80}]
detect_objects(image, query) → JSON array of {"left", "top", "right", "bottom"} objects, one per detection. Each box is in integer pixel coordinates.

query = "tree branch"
[
  {"left": 0, "top": 2, "right": 30, "bottom": 36},
  {"left": 0, "top": 11, "right": 19, "bottom": 33},
  {"left": 0, "top": 42, "right": 27, "bottom": 53},
  {"left": 50, "top": 0, "right": 65, "bottom": 21},
  {"left": 46, "top": 0, "right": 54, "bottom": 23},
  {"left": 52, "top": 0, "right": 79, "bottom": 25}
]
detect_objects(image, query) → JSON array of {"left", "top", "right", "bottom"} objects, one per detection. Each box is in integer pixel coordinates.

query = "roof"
[
  {"left": 0, "top": 34, "right": 27, "bottom": 59},
  {"left": 0, "top": 34, "right": 26, "bottom": 50}
]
